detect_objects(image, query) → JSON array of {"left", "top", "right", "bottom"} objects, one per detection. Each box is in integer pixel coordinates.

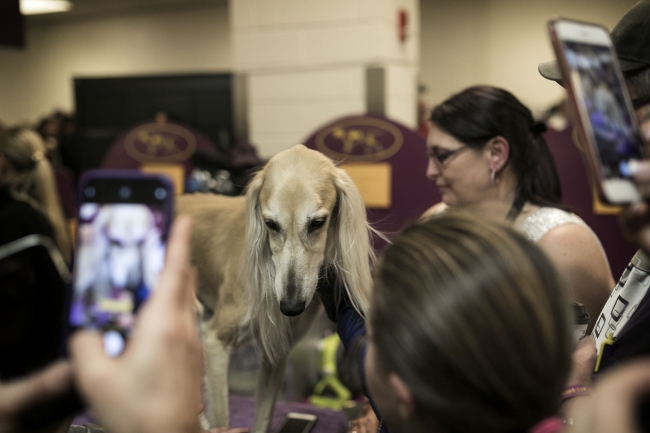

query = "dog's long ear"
[
  {"left": 244, "top": 169, "right": 273, "bottom": 311},
  {"left": 243, "top": 168, "right": 291, "bottom": 364},
  {"left": 326, "top": 167, "right": 376, "bottom": 317}
]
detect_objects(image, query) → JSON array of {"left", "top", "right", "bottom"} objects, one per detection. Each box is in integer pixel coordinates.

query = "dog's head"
[
  {"left": 244, "top": 144, "right": 373, "bottom": 319},
  {"left": 94, "top": 204, "right": 159, "bottom": 291}
]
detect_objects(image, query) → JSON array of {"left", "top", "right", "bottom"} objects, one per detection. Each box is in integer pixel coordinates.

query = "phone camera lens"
[
  {"left": 103, "top": 331, "right": 125, "bottom": 358},
  {"left": 619, "top": 161, "right": 632, "bottom": 178},
  {"left": 119, "top": 186, "right": 132, "bottom": 199},
  {"left": 154, "top": 188, "right": 167, "bottom": 200},
  {"left": 85, "top": 186, "right": 96, "bottom": 198}
]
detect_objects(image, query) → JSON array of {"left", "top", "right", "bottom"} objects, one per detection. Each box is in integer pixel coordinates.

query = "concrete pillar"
[{"left": 230, "top": 0, "right": 419, "bottom": 157}]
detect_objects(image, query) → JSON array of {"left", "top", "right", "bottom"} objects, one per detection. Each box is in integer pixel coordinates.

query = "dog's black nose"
[{"left": 280, "top": 300, "right": 306, "bottom": 316}]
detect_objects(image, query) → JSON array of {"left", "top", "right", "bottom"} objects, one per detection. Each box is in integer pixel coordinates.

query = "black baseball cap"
[{"left": 538, "top": 0, "right": 650, "bottom": 82}]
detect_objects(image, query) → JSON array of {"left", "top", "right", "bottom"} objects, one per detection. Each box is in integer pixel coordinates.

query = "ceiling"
[{"left": 26, "top": 0, "right": 225, "bottom": 23}]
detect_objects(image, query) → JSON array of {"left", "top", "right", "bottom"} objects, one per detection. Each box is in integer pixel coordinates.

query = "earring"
[{"left": 490, "top": 169, "right": 498, "bottom": 185}]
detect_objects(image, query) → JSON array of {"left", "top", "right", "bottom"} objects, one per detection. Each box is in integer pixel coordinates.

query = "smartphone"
[
  {"left": 0, "top": 235, "right": 84, "bottom": 430},
  {"left": 549, "top": 18, "right": 647, "bottom": 204},
  {"left": 274, "top": 413, "right": 317, "bottom": 433},
  {"left": 69, "top": 170, "right": 174, "bottom": 356}
]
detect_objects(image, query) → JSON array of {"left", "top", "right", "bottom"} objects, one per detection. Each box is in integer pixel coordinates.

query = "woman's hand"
[
  {"left": 560, "top": 336, "right": 597, "bottom": 417},
  {"left": 566, "top": 359, "right": 650, "bottom": 432},
  {"left": 0, "top": 361, "right": 72, "bottom": 433},
  {"left": 69, "top": 216, "right": 203, "bottom": 433},
  {"left": 348, "top": 403, "right": 379, "bottom": 433},
  {"left": 566, "top": 336, "right": 597, "bottom": 388}
]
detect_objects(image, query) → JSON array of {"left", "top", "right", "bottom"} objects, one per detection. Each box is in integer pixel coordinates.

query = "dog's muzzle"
[{"left": 279, "top": 300, "right": 306, "bottom": 316}]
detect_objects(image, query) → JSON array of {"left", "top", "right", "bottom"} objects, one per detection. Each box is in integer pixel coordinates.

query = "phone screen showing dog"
[
  {"left": 563, "top": 40, "right": 643, "bottom": 179},
  {"left": 69, "top": 203, "right": 166, "bottom": 356}
]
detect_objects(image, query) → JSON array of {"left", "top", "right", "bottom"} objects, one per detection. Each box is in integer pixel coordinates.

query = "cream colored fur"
[{"left": 177, "top": 145, "right": 376, "bottom": 433}]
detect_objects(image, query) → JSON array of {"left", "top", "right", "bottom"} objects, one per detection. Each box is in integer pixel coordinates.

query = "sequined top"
[{"left": 518, "top": 207, "right": 590, "bottom": 243}]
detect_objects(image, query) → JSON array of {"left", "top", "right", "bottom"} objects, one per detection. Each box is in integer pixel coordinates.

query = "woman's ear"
[
  {"left": 486, "top": 136, "right": 510, "bottom": 173},
  {"left": 389, "top": 373, "right": 415, "bottom": 420}
]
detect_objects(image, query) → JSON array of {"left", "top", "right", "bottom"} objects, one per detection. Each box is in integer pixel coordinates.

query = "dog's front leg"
[
  {"left": 202, "top": 329, "right": 232, "bottom": 428},
  {"left": 251, "top": 354, "right": 289, "bottom": 433}
]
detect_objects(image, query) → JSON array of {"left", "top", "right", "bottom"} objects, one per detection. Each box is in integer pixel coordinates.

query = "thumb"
[{"left": 69, "top": 331, "right": 114, "bottom": 392}]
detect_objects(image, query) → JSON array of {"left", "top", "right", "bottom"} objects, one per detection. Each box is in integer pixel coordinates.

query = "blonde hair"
[
  {"left": 0, "top": 128, "right": 71, "bottom": 262},
  {"left": 371, "top": 212, "right": 572, "bottom": 433}
]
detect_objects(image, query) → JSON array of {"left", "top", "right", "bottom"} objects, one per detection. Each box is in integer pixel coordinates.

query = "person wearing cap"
[
  {"left": 540, "top": 0, "right": 650, "bottom": 375},
  {"left": 538, "top": 3, "right": 650, "bottom": 431},
  {"left": 538, "top": 1, "right": 650, "bottom": 118}
]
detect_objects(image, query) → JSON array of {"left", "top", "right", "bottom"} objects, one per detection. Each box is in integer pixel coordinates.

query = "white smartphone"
[
  {"left": 549, "top": 18, "right": 647, "bottom": 204},
  {"left": 273, "top": 413, "right": 317, "bottom": 433}
]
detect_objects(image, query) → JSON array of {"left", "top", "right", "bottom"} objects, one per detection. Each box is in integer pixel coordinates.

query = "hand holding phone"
[
  {"left": 70, "top": 171, "right": 174, "bottom": 357},
  {"left": 69, "top": 217, "right": 203, "bottom": 433},
  {"left": 549, "top": 19, "right": 648, "bottom": 204}
]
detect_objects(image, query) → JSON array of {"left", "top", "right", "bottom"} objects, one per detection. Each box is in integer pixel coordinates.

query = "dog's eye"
[
  {"left": 309, "top": 218, "right": 326, "bottom": 232},
  {"left": 264, "top": 219, "right": 280, "bottom": 232}
]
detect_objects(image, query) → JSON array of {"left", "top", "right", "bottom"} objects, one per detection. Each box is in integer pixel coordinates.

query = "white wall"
[
  {"left": 0, "top": 2, "right": 232, "bottom": 124},
  {"left": 232, "top": 0, "right": 419, "bottom": 157},
  {"left": 248, "top": 66, "right": 366, "bottom": 157},
  {"left": 1, "top": 0, "right": 638, "bottom": 136},
  {"left": 419, "top": 0, "right": 639, "bottom": 113},
  {"left": 231, "top": 0, "right": 418, "bottom": 71}
]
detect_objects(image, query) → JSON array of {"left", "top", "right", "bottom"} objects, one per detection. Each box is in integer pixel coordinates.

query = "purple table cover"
[
  {"left": 229, "top": 395, "right": 347, "bottom": 433},
  {"left": 73, "top": 395, "right": 348, "bottom": 433}
]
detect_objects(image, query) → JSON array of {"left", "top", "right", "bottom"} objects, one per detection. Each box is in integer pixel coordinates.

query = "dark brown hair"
[
  {"left": 370, "top": 212, "right": 572, "bottom": 433},
  {"left": 430, "top": 86, "right": 563, "bottom": 220},
  {"left": 625, "top": 66, "right": 650, "bottom": 110}
]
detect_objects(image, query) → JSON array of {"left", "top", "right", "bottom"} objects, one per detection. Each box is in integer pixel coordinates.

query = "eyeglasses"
[{"left": 429, "top": 146, "right": 470, "bottom": 168}]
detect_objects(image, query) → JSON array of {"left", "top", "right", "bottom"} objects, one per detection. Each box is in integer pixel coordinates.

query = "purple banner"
[
  {"left": 102, "top": 121, "right": 216, "bottom": 175},
  {"left": 303, "top": 114, "right": 439, "bottom": 251}
]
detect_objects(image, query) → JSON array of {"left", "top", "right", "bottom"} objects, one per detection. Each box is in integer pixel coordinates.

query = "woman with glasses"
[{"left": 423, "top": 85, "right": 613, "bottom": 329}]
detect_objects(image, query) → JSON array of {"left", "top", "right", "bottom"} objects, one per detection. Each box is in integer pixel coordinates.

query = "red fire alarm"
[{"left": 398, "top": 9, "right": 408, "bottom": 43}]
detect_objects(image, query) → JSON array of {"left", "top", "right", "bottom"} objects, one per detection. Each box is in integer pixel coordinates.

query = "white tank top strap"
[{"left": 518, "top": 207, "right": 590, "bottom": 243}]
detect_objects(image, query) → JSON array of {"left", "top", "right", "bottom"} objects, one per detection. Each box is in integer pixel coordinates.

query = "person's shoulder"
[
  {"left": 0, "top": 196, "right": 55, "bottom": 243},
  {"left": 421, "top": 202, "right": 448, "bottom": 220},
  {"left": 538, "top": 221, "right": 596, "bottom": 248},
  {"left": 0, "top": 197, "right": 45, "bottom": 221},
  {"left": 537, "top": 217, "right": 607, "bottom": 269},
  {"left": 519, "top": 207, "right": 592, "bottom": 243}
]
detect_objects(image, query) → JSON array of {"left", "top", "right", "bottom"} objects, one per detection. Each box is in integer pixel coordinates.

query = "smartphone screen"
[
  {"left": 69, "top": 173, "right": 172, "bottom": 356},
  {"left": 552, "top": 20, "right": 646, "bottom": 203},
  {"left": 562, "top": 40, "right": 642, "bottom": 177}
]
